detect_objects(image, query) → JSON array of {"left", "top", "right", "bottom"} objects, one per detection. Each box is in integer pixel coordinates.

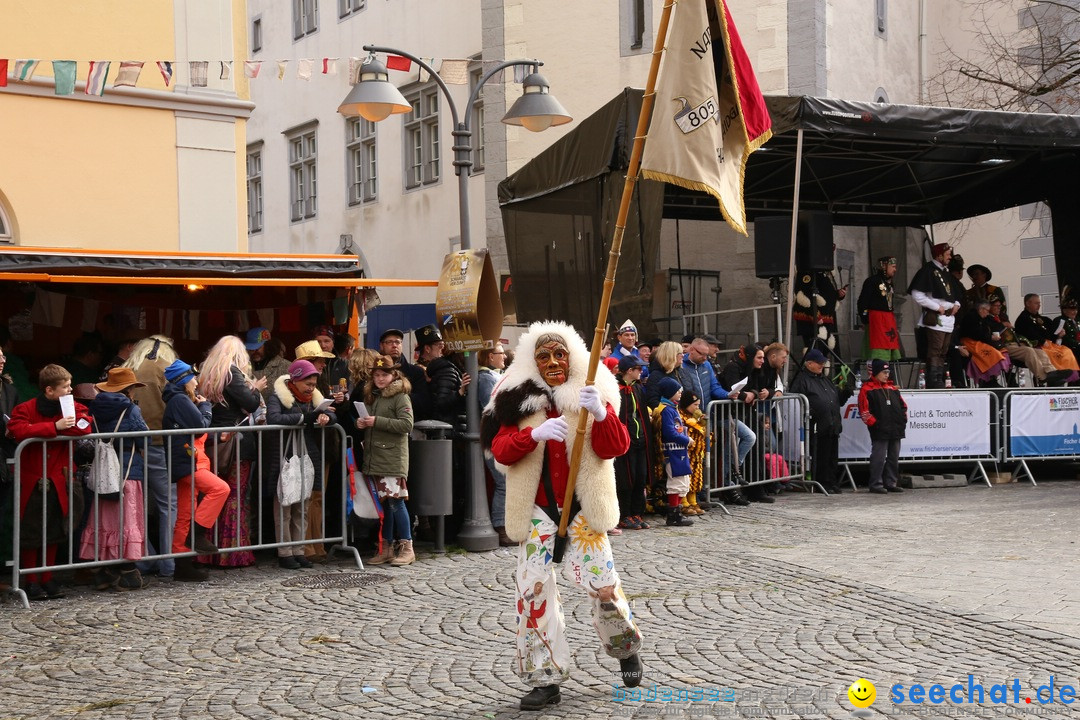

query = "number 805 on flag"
[{"left": 673, "top": 96, "right": 718, "bottom": 134}]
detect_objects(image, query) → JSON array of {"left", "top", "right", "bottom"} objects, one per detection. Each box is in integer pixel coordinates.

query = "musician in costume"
[
  {"left": 1015, "top": 294, "right": 1080, "bottom": 377},
  {"left": 963, "top": 264, "right": 1006, "bottom": 315},
  {"left": 986, "top": 299, "right": 1066, "bottom": 386},
  {"left": 857, "top": 256, "right": 902, "bottom": 363},
  {"left": 908, "top": 243, "right": 964, "bottom": 388},
  {"left": 1052, "top": 296, "right": 1080, "bottom": 367},
  {"left": 794, "top": 268, "right": 845, "bottom": 356},
  {"left": 481, "top": 321, "right": 643, "bottom": 711}
]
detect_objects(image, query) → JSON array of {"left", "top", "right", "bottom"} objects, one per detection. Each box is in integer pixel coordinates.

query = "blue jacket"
[
  {"left": 658, "top": 399, "right": 691, "bottom": 477},
  {"left": 678, "top": 356, "right": 731, "bottom": 403},
  {"left": 161, "top": 383, "right": 213, "bottom": 481},
  {"left": 89, "top": 391, "right": 149, "bottom": 482}
]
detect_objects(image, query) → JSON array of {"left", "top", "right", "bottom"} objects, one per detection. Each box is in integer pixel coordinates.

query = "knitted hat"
[
  {"left": 870, "top": 359, "right": 890, "bottom": 376},
  {"left": 658, "top": 376, "right": 682, "bottom": 400},
  {"left": 602, "top": 356, "right": 620, "bottom": 373},
  {"left": 288, "top": 359, "right": 319, "bottom": 381},
  {"left": 678, "top": 390, "right": 700, "bottom": 411},
  {"left": 164, "top": 359, "right": 197, "bottom": 386}
]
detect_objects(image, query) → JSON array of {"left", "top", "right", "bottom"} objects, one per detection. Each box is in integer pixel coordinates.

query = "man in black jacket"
[
  {"left": 788, "top": 349, "right": 852, "bottom": 494},
  {"left": 379, "top": 328, "right": 431, "bottom": 419},
  {"left": 415, "top": 324, "right": 466, "bottom": 427}
]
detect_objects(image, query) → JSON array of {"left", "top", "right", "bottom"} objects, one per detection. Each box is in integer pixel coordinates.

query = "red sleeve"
[
  {"left": 491, "top": 424, "right": 539, "bottom": 466},
  {"left": 858, "top": 386, "right": 876, "bottom": 427},
  {"left": 7, "top": 402, "right": 58, "bottom": 442},
  {"left": 590, "top": 403, "right": 630, "bottom": 459},
  {"left": 60, "top": 403, "right": 93, "bottom": 437}
]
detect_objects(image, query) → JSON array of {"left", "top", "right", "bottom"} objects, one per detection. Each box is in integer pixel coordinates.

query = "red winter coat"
[{"left": 8, "top": 397, "right": 92, "bottom": 517}]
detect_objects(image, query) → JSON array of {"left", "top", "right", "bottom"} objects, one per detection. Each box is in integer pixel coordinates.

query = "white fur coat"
[{"left": 480, "top": 321, "right": 622, "bottom": 541}]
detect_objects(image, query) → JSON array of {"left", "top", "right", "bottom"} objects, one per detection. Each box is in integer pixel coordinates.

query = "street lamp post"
[{"left": 339, "top": 46, "right": 570, "bottom": 552}]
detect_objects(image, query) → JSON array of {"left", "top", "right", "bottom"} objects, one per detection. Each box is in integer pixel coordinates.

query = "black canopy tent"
[{"left": 499, "top": 88, "right": 1080, "bottom": 334}]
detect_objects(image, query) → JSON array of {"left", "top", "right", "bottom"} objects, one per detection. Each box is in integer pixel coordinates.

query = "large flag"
[{"left": 640, "top": 0, "right": 772, "bottom": 236}]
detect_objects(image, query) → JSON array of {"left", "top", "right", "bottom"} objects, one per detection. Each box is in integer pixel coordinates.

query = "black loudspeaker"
[{"left": 752, "top": 212, "right": 834, "bottom": 279}]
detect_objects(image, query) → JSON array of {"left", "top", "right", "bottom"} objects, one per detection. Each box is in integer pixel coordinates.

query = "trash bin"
[{"left": 409, "top": 420, "right": 454, "bottom": 517}]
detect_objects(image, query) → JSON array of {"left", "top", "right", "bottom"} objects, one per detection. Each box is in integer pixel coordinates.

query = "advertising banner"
[
  {"left": 435, "top": 249, "right": 503, "bottom": 352},
  {"left": 1008, "top": 392, "right": 1080, "bottom": 457},
  {"left": 838, "top": 391, "right": 992, "bottom": 460}
]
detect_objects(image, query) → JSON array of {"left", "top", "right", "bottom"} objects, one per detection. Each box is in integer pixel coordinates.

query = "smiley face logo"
[{"left": 847, "top": 678, "right": 876, "bottom": 708}]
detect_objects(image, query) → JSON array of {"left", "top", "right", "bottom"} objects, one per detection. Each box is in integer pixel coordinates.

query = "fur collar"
[
  {"left": 369, "top": 378, "right": 407, "bottom": 400},
  {"left": 273, "top": 374, "right": 326, "bottom": 409}
]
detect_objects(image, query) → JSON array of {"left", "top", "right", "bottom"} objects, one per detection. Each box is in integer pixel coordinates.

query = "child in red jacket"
[{"left": 7, "top": 364, "right": 92, "bottom": 600}]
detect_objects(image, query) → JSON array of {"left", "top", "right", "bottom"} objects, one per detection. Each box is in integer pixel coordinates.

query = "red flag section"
[{"left": 386, "top": 55, "right": 412, "bottom": 72}]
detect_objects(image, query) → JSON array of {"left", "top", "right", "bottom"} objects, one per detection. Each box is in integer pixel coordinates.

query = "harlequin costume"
[
  {"left": 794, "top": 270, "right": 843, "bottom": 355},
  {"left": 481, "top": 320, "right": 642, "bottom": 710}
]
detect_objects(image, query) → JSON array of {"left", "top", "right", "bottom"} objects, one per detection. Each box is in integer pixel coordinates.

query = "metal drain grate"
[{"left": 281, "top": 572, "right": 392, "bottom": 589}]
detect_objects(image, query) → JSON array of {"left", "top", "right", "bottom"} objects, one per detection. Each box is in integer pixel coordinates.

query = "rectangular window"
[
  {"left": 293, "top": 0, "right": 318, "bottom": 39},
  {"left": 338, "top": 0, "right": 364, "bottom": 18},
  {"left": 875, "top": 0, "right": 887, "bottom": 37},
  {"left": 620, "top": 0, "right": 650, "bottom": 55},
  {"left": 346, "top": 117, "right": 377, "bottom": 204},
  {"left": 287, "top": 126, "right": 318, "bottom": 221},
  {"left": 252, "top": 18, "right": 262, "bottom": 53},
  {"left": 403, "top": 83, "right": 440, "bottom": 189},
  {"left": 469, "top": 62, "right": 485, "bottom": 172},
  {"left": 246, "top": 145, "right": 263, "bottom": 234}
]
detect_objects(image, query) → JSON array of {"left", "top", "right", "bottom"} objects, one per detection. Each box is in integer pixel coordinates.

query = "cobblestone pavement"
[{"left": 3, "top": 480, "right": 1080, "bottom": 719}]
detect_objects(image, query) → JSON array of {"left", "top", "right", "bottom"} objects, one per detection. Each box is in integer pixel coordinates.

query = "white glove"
[
  {"left": 531, "top": 416, "right": 569, "bottom": 443},
  {"left": 579, "top": 385, "right": 606, "bottom": 421}
]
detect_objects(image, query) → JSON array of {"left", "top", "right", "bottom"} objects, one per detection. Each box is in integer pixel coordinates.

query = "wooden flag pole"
[{"left": 553, "top": 0, "right": 677, "bottom": 562}]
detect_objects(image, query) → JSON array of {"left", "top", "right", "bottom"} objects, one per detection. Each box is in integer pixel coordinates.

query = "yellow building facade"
[{"left": 0, "top": 1, "right": 252, "bottom": 252}]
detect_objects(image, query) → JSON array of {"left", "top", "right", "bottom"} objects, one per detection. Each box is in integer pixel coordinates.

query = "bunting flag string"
[
  {"left": 85, "top": 60, "right": 111, "bottom": 96},
  {"left": 157, "top": 60, "right": 173, "bottom": 86},
  {"left": 1, "top": 55, "right": 510, "bottom": 95}
]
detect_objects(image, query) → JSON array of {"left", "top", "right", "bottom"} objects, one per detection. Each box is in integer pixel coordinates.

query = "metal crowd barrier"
[
  {"left": 1000, "top": 388, "right": 1080, "bottom": 485},
  {"left": 704, "top": 393, "right": 813, "bottom": 513},
  {"left": 837, "top": 389, "right": 1001, "bottom": 489},
  {"left": 7, "top": 423, "right": 359, "bottom": 609}
]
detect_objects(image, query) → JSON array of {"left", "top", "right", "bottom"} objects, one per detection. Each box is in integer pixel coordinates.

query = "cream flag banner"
[{"left": 639, "top": 0, "right": 772, "bottom": 236}]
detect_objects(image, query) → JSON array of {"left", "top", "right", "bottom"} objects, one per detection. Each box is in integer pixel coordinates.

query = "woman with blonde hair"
[
  {"left": 197, "top": 335, "right": 266, "bottom": 567},
  {"left": 644, "top": 341, "right": 685, "bottom": 409}
]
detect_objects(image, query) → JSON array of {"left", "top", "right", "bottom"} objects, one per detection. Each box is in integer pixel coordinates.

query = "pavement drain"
[{"left": 281, "top": 572, "right": 392, "bottom": 589}]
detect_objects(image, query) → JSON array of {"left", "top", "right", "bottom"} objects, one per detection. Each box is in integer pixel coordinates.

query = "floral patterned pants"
[{"left": 514, "top": 505, "right": 642, "bottom": 687}]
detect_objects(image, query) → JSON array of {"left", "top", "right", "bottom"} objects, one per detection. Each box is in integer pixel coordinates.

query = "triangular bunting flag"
[
  {"left": 157, "top": 61, "right": 174, "bottom": 86},
  {"left": 440, "top": 59, "right": 469, "bottom": 85},
  {"left": 114, "top": 61, "right": 144, "bottom": 88},
  {"left": 85, "top": 60, "right": 111, "bottom": 95},
  {"left": 14, "top": 59, "right": 39, "bottom": 82},
  {"left": 244, "top": 60, "right": 262, "bottom": 78},
  {"left": 297, "top": 58, "right": 313, "bottom": 80},
  {"left": 52, "top": 60, "right": 77, "bottom": 95},
  {"left": 220, "top": 60, "right": 232, "bottom": 80},
  {"left": 276, "top": 60, "right": 288, "bottom": 80},
  {"left": 189, "top": 61, "right": 208, "bottom": 87}
]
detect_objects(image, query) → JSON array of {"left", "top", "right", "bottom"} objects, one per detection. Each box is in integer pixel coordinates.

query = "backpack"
[{"left": 86, "top": 408, "right": 134, "bottom": 500}]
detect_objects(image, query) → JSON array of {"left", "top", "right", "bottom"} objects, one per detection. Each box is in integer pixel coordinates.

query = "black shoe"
[
  {"left": 25, "top": 582, "right": 47, "bottom": 601},
  {"left": 755, "top": 494, "right": 775, "bottom": 504},
  {"left": 188, "top": 526, "right": 219, "bottom": 555},
  {"left": 822, "top": 484, "right": 843, "bottom": 494},
  {"left": 117, "top": 568, "right": 149, "bottom": 591},
  {"left": 295, "top": 556, "right": 314, "bottom": 569},
  {"left": 278, "top": 556, "right": 302, "bottom": 570},
  {"left": 174, "top": 558, "right": 210, "bottom": 582},
  {"left": 725, "top": 488, "right": 751, "bottom": 506},
  {"left": 869, "top": 487, "right": 888, "bottom": 494},
  {"left": 619, "top": 654, "right": 644, "bottom": 688},
  {"left": 886, "top": 486, "right": 904, "bottom": 493},
  {"left": 1046, "top": 369, "right": 1072, "bottom": 387},
  {"left": 93, "top": 568, "right": 120, "bottom": 591},
  {"left": 42, "top": 579, "right": 66, "bottom": 599},
  {"left": 520, "top": 685, "right": 561, "bottom": 711},
  {"left": 666, "top": 508, "right": 694, "bottom": 526}
]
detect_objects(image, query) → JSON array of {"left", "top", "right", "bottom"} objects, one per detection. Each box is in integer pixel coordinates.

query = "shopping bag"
[{"left": 277, "top": 431, "right": 315, "bottom": 506}]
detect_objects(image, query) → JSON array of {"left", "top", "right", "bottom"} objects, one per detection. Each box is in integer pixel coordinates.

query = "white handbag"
[{"left": 277, "top": 430, "right": 315, "bottom": 507}]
